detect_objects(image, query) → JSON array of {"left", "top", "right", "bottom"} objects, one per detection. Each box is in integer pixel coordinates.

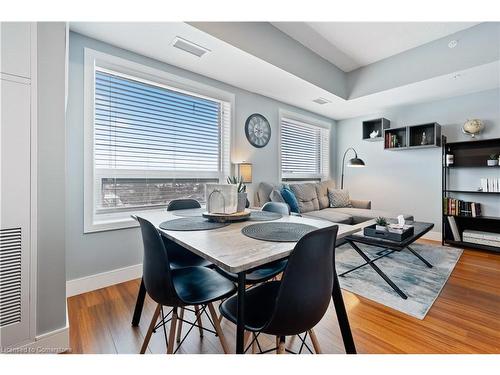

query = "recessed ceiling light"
[
  {"left": 172, "top": 37, "right": 210, "bottom": 57},
  {"left": 448, "top": 40, "right": 458, "bottom": 49},
  {"left": 452, "top": 73, "right": 462, "bottom": 79},
  {"left": 313, "top": 97, "right": 331, "bottom": 105}
]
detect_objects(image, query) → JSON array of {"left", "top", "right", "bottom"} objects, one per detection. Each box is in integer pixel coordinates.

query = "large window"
[
  {"left": 280, "top": 115, "right": 330, "bottom": 181},
  {"left": 85, "top": 50, "right": 231, "bottom": 232}
]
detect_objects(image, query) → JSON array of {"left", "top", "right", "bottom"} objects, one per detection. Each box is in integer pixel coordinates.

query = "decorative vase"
[
  {"left": 205, "top": 184, "right": 238, "bottom": 214},
  {"left": 237, "top": 192, "right": 247, "bottom": 212},
  {"left": 487, "top": 159, "right": 499, "bottom": 167}
]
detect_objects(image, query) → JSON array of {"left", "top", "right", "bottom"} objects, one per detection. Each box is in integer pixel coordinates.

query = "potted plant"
[
  {"left": 375, "top": 216, "right": 388, "bottom": 231},
  {"left": 227, "top": 176, "right": 247, "bottom": 212},
  {"left": 487, "top": 153, "right": 499, "bottom": 167}
]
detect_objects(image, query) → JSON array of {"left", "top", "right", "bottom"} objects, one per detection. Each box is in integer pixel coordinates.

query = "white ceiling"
[
  {"left": 272, "top": 22, "right": 479, "bottom": 72},
  {"left": 70, "top": 22, "right": 499, "bottom": 120}
]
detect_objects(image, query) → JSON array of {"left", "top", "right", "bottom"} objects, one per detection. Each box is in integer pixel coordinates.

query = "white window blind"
[
  {"left": 93, "top": 68, "right": 230, "bottom": 213},
  {"left": 280, "top": 117, "right": 330, "bottom": 180}
]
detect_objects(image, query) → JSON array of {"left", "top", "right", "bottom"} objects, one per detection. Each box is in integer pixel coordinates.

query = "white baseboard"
[
  {"left": 16, "top": 324, "right": 69, "bottom": 354},
  {"left": 421, "top": 230, "right": 442, "bottom": 242},
  {"left": 66, "top": 263, "right": 142, "bottom": 297}
]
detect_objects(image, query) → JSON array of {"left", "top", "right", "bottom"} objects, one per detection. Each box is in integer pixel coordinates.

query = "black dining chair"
[
  {"left": 132, "top": 199, "right": 213, "bottom": 342},
  {"left": 137, "top": 217, "right": 236, "bottom": 354},
  {"left": 165, "top": 199, "right": 215, "bottom": 341},
  {"left": 166, "top": 199, "right": 212, "bottom": 269},
  {"left": 219, "top": 225, "right": 345, "bottom": 354},
  {"left": 262, "top": 202, "right": 290, "bottom": 216}
]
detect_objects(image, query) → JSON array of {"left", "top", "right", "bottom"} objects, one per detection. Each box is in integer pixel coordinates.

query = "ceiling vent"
[
  {"left": 172, "top": 37, "right": 210, "bottom": 57},
  {"left": 312, "top": 97, "right": 331, "bottom": 105}
]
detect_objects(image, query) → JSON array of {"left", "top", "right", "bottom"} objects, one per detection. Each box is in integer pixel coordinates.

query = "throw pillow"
[
  {"left": 289, "top": 183, "right": 320, "bottom": 213},
  {"left": 315, "top": 180, "right": 336, "bottom": 209},
  {"left": 328, "top": 189, "right": 352, "bottom": 208},
  {"left": 281, "top": 187, "right": 300, "bottom": 213},
  {"left": 269, "top": 189, "right": 285, "bottom": 203}
]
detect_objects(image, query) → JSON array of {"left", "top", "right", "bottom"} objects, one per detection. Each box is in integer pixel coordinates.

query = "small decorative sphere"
[{"left": 463, "top": 119, "right": 484, "bottom": 138}]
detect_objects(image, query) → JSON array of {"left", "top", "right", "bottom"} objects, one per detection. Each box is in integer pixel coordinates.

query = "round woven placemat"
[
  {"left": 171, "top": 208, "right": 204, "bottom": 217},
  {"left": 159, "top": 217, "right": 230, "bottom": 231},
  {"left": 241, "top": 222, "right": 317, "bottom": 242},
  {"left": 248, "top": 211, "right": 282, "bottom": 222}
]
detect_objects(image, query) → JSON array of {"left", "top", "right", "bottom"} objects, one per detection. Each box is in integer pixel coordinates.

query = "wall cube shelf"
[
  {"left": 362, "top": 118, "right": 390, "bottom": 141},
  {"left": 384, "top": 122, "right": 441, "bottom": 150}
]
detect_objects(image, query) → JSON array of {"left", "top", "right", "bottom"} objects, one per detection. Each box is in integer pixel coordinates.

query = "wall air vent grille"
[
  {"left": 312, "top": 97, "right": 331, "bottom": 105},
  {"left": 0, "top": 228, "right": 22, "bottom": 327},
  {"left": 172, "top": 36, "right": 210, "bottom": 57}
]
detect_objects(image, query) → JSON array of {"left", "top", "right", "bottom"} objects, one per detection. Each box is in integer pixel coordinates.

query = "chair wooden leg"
[
  {"left": 277, "top": 336, "right": 286, "bottom": 354},
  {"left": 276, "top": 336, "right": 280, "bottom": 353},
  {"left": 308, "top": 329, "right": 322, "bottom": 354},
  {"left": 194, "top": 305, "right": 204, "bottom": 337},
  {"left": 176, "top": 308, "right": 185, "bottom": 343},
  {"left": 244, "top": 330, "right": 251, "bottom": 347},
  {"left": 167, "top": 308, "right": 178, "bottom": 354},
  {"left": 252, "top": 333, "right": 257, "bottom": 354},
  {"left": 207, "top": 303, "right": 230, "bottom": 354},
  {"left": 140, "top": 304, "right": 161, "bottom": 354}
]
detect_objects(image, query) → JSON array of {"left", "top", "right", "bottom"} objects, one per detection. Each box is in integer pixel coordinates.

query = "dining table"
[{"left": 131, "top": 208, "right": 370, "bottom": 354}]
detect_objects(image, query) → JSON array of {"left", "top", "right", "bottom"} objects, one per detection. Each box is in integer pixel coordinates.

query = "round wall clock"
[{"left": 245, "top": 113, "right": 271, "bottom": 148}]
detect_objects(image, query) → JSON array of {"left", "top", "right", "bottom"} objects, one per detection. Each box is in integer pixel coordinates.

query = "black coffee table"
[{"left": 342, "top": 221, "right": 434, "bottom": 299}]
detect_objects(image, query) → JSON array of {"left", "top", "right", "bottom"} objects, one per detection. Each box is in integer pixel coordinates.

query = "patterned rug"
[{"left": 335, "top": 242, "right": 463, "bottom": 319}]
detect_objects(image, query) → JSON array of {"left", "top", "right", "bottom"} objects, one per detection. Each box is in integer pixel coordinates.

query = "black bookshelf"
[{"left": 442, "top": 136, "right": 500, "bottom": 253}]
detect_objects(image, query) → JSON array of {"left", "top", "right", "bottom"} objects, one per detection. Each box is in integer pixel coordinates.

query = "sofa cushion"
[
  {"left": 289, "top": 183, "right": 320, "bottom": 213},
  {"left": 281, "top": 187, "right": 300, "bottom": 213},
  {"left": 302, "top": 209, "right": 353, "bottom": 225},
  {"left": 328, "top": 189, "right": 352, "bottom": 208},
  {"left": 269, "top": 189, "right": 285, "bottom": 203},
  {"left": 331, "top": 207, "right": 414, "bottom": 224},
  {"left": 256, "top": 182, "right": 275, "bottom": 206},
  {"left": 315, "top": 180, "right": 336, "bottom": 209}
]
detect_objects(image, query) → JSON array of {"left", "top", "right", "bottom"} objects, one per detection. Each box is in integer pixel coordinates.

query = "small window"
[{"left": 280, "top": 116, "right": 330, "bottom": 181}]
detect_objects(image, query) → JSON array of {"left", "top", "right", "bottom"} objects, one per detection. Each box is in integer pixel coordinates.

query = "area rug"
[{"left": 335, "top": 242, "right": 462, "bottom": 319}]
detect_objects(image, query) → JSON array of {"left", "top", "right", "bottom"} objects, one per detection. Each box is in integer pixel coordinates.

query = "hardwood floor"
[{"left": 67, "top": 244, "right": 500, "bottom": 354}]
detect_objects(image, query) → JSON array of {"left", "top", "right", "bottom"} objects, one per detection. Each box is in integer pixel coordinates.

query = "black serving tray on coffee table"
[{"left": 363, "top": 224, "right": 414, "bottom": 242}]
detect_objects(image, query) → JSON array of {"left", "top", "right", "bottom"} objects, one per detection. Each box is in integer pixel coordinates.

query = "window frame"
[
  {"left": 278, "top": 110, "right": 331, "bottom": 182},
  {"left": 84, "top": 48, "right": 234, "bottom": 233}
]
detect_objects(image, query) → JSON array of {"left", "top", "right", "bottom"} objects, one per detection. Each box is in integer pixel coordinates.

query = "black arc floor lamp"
[{"left": 341, "top": 147, "right": 366, "bottom": 189}]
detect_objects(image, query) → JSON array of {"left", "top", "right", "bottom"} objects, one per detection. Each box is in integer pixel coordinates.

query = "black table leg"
[
  {"left": 407, "top": 246, "right": 433, "bottom": 268},
  {"left": 339, "top": 249, "right": 396, "bottom": 277},
  {"left": 236, "top": 272, "right": 246, "bottom": 354},
  {"left": 132, "top": 277, "right": 146, "bottom": 326},
  {"left": 347, "top": 241, "right": 408, "bottom": 300},
  {"left": 332, "top": 271, "right": 357, "bottom": 354}
]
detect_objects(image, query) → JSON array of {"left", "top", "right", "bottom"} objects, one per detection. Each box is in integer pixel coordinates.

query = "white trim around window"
[
  {"left": 278, "top": 109, "right": 331, "bottom": 182},
  {"left": 83, "top": 48, "right": 235, "bottom": 233}
]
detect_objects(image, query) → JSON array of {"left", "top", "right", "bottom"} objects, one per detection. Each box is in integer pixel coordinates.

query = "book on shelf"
[
  {"left": 463, "top": 230, "right": 500, "bottom": 248},
  {"left": 443, "top": 197, "right": 481, "bottom": 217},
  {"left": 447, "top": 216, "right": 461, "bottom": 241},
  {"left": 385, "top": 133, "right": 400, "bottom": 148},
  {"left": 480, "top": 177, "right": 500, "bottom": 192}
]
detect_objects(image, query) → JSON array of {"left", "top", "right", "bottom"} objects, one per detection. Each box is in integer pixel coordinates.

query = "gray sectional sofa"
[{"left": 255, "top": 180, "right": 413, "bottom": 225}]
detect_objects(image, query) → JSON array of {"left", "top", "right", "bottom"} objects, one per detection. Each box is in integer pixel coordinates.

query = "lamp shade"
[
  {"left": 347, "top": 157, "right": 365, "bottom": 167},
  {"left": 236, "top": 162, "right": 252, "bottom": 183}
]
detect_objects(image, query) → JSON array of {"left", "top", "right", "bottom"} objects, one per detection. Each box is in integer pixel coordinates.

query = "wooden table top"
[{"left": 135, "top": 209, "right": 373, "bottom": 273}]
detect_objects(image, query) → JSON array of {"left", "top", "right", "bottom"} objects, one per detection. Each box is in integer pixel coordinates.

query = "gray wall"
[
  {"left": 66, "top": 32, "right": 334, "bottom": 281},
  {"left": 335, "top": 88, "right": 500, "bottom": 234},
  {"left": 37, "top": 22, "right": 68, "bottom": 335}
]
